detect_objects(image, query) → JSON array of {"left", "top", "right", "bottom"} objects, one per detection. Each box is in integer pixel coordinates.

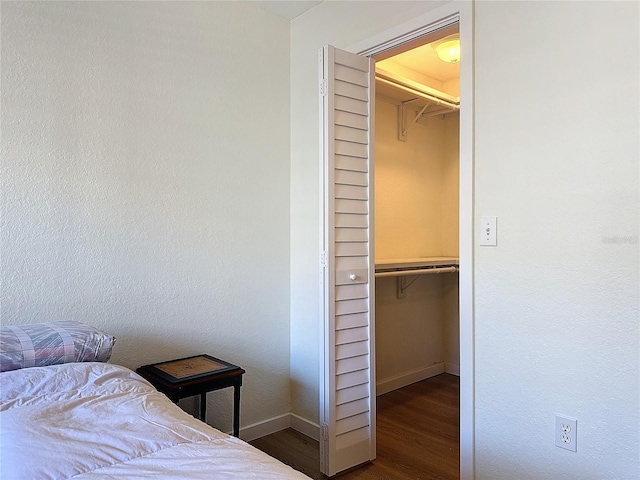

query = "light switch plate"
[{"left": 480, "top": 216, "right": 497, "bottom": 246}]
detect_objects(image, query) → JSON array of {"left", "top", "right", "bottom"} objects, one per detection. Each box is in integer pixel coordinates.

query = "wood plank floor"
[{"left": 250, "top": 373, "right": 459, "bottom": 480}]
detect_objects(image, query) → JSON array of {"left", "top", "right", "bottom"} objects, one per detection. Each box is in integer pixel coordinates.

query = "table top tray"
[{"left": 138, "top": 354, "right": 241, "bottom": 384}]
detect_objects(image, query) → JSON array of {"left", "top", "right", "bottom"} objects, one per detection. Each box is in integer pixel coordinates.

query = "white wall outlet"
[
  {"left": 555, "top": 415, "right": 577, "bottom": 452},
  {"left": 480, "top": 216, "right": 497, "bottom": 246}
]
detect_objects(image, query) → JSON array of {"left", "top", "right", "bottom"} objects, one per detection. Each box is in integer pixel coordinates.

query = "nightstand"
[{"left": 136, "top": 354, "right": 246, "bottom": 437}]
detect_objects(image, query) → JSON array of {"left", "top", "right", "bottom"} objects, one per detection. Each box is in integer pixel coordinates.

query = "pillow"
[{"left": 0, "top": 321, "right": 116, "bottom": 372}]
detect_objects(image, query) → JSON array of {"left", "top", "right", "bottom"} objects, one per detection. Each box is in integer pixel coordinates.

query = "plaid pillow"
[{"left": 0, "top": 321, "right": 115, "bottom": 372}]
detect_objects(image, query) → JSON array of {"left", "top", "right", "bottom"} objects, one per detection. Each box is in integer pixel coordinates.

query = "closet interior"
[{"left": 374, "top": 29, "right": 460, "bottom": 397}]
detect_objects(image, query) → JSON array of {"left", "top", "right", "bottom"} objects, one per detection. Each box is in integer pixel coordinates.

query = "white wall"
[
  {"left": 292, "top": 0, "right": 639, "bottom": 478},
  {"left": 474, "top": 2, "right": 639, "bottom": 478},
  {"left": 376, "top": 274, "right": 448, "bottom": 391},
  {"left": 1, "top": 1, "right": 291, "bottom": 435},
  {"left": 375, "top": 100, "right": 449, "bottom": 259},
  {"left": 375, "top": 98, "right": 459, "bottom": 390},
  {"left": 442, "top": 112, "right": 459, "bottom": 257}
]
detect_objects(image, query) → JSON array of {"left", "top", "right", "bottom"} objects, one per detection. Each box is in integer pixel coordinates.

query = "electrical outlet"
[{"left": 555, "top": 415, "right": 577, "bottom": 452}]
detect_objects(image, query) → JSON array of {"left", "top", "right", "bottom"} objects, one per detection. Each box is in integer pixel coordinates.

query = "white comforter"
[{"left": 0, "top": 362, "right": 309, "bottom": 479}]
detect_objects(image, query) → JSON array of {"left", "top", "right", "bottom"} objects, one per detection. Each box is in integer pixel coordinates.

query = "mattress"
[{"left": 0, "top": 362, "right": 309, "bottom": 479}]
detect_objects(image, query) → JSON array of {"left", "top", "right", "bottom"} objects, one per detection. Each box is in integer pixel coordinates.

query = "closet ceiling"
[
  {"left": 376, "top": 39, "right": 461, "bottom": 103},
  {"left": 382, "top": 43, "right": 459, "bottom": 82}
]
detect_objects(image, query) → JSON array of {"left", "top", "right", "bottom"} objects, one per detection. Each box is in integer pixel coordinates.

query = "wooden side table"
[{"left": 136, "top": 354, "right": 246, "bottom": 437}]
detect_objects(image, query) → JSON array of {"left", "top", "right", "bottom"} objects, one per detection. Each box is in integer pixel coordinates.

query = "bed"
[{"left": 0, "top": 322, "right": 310, "bottom": 479}]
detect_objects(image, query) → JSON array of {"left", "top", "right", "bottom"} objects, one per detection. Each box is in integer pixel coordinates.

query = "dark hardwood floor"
[{"left": 250, "top": 373, "right": 459, "bottom": 479}]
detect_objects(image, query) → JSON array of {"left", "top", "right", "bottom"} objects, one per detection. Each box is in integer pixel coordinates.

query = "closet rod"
[
  {"left": 375, "top": 266, "right": 459, "bottom": 278},
  {"left": 376, "top": 77, "right": 460, "bottom": 111}
]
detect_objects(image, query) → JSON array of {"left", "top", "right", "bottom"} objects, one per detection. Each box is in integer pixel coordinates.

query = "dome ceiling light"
[{"left": 435, "top": 39, "right": 461, "bottom": 64}]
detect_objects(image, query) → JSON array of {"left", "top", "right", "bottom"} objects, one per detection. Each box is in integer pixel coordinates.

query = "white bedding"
[{"left": 0, "top": 362, "right": 309, "bottom": 479}]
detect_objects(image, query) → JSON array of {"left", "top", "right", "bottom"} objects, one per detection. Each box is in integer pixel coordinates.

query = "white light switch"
[{"left": 480, "top": 216, "right": 497, "bottom": 246}]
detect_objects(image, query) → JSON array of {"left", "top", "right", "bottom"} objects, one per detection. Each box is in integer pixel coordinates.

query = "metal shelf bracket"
[{"left": 398, "top": 100, "right": 431, "bottom": 141}]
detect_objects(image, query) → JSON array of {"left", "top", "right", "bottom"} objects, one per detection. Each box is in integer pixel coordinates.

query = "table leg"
[
  {"left": 233, "top": 385, "right": 240, "bottom": 437},
  {"left": 200, "top": 392, "right": 207, "bottom": 422}
]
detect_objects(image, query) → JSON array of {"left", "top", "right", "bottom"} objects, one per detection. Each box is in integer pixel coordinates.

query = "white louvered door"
[{"left": 319, "top": 45, "right": 375, "bottom": 477}]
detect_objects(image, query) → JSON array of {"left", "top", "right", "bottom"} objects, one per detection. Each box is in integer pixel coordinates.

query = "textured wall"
[
  {"left": 1, "top": 1, "right": 291, "bottom": 434},
  {"left": 474, "top": 1, "right": 639, "bottom": 478}
]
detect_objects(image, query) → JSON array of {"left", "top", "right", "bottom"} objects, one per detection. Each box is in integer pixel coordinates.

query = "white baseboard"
[
  {"left": 241, "top": 363, "right": 457, "bottom": 442},
  {"left": 290, "top": 413, "right": 320, "bottom": 441},
  {"left": 240, "top": 414, "right": 291, "bottom": 442},
  {"left": 377, "top": 363, "right": 445, "bottom": 396},
  {"left": 445, "top": 362, "right": 460, "bottom": 376},
  {"left": 240, "top": 413, "right": 320, "bottom": 443}
]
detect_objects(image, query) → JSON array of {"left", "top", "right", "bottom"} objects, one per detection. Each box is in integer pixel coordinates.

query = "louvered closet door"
[{"left": 319, "top": 45, "right": 375, "bottom": 477}]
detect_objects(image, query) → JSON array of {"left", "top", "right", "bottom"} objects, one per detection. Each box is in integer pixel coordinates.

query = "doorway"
[
  {"left": 319, "top": 4, "right": 474, "bottom": 477},
  {"left": 351, "top": 5, "right": 474, "bottom": 476},
  {"left": 373, "top": 26, "right": 461, "bottom": 390},
  {"left": 371, "top": 25, "right": 461, "bottom": 479}
]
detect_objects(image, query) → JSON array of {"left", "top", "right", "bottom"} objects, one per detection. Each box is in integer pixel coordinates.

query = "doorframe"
[{"left": 346, "top": 2, "right": 475, "bottom": 478}]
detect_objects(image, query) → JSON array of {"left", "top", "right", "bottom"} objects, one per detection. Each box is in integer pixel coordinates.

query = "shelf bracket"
[
  {"left": 397, "top": 276, "right": 407, "bottom": 299},
  {"left": 376, "top": 264, "right": 459, "bottom": 299},
  {"left": 398, "top": 100, "right": 430, "bottom": 142},
  {"left": 396, "top": 274, "right": 421, "bottom": 299}
]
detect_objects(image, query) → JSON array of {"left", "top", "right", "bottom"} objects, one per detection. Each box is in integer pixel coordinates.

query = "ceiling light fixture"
[{"left": 435, "top": 39, "right": 461, "bottom": 63}]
